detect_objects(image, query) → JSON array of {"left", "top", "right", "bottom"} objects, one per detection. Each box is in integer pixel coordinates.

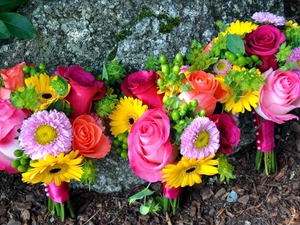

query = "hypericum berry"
[
  {"left": 121, "top": 152, "right": 128, "bottom": 159},
  {"left": 172, "top": 65, "right": 180, "bottom": 75},
  {"left": 30, "top": 68, "right": 37, "bottom": 76},
  {"left": 237, "top": 56, "right": 246, "bottom": 67},
  {"left": 174, "top": 52, "right": 183, "bottom": 63},
  {"left": 11, "top": 159, "right": 21, "bottom": 168},
  {"left": 161, "top": 64, "right": 170, "bottom": 75},
  {"left": 191, "top": 99, "right": 198, "bottom": 108},
  {"left": 159, "top": 55, "right": 168, "bottom": 64},
  {"left": 250, "top": 54, "right": 259, "bottom": 62},
  {"left": 14, "top": 149, "right": 24, "bottom": 157},
  {"left": 171, "top": 110, "right": 180, "bottom": 121},
  {"left": 116, "top": 148, "right": 123, "bottom": 154},
  {"left": 198, "top": 109, "right": 207, "bottom": 117},
  {"left": 17, "top": 165, "right": 27, "bottom": 173},
  {"left": 38, "top": 63, "right": 46, "bottom": 71},
  {"left": 22, "top": 65, "right": 30, "bottom": 74},
  {"left": 157, "top": 77, "right": 164, "bottom": 86},
  {"left": 179, "top": 102, "right": 188, "bottom": 111}
]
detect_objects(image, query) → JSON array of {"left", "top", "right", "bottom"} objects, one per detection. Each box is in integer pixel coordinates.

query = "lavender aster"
[
  {"left": 180, "top": 117, "right": 220, "bottom": 159},
  {"left": 286, "top": 47, "right": 300, "bottom": 77},
  {"left": 213, "top": 59, "right": 232, "bottom": 74},
  {"left": 19, "top": 110, "right": 73, "bottom": 160},
  {"left": 251, "top": 12, "right": 286, "bottom": 26}
]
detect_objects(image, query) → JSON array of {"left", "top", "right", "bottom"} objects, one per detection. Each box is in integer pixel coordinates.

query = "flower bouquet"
[
  {"left": 105, "top": 11, "right": 300, "bottom": 214},
  {"left": 0, "top": 62, "right": 111, "bottom": 221}
]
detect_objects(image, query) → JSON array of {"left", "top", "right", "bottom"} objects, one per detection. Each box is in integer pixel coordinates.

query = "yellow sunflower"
[
  {"left": 25, "top": 73, "right": 69, "bottom": 111},
  {"left": 109, "top": 96, "right": 148, "bottom": 137},
  {"left": 227, "top": 20, "right": 258, "bottom": 36},
  {"left": 22, "top": 150, "right": 83, "bottom": 186},
  {"left": 161, "top": 154, "right": 219, "bottom": 188}
]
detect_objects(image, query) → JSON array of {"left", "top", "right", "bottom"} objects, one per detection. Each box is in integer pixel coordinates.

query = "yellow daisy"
[
  {"left": 22, "top": 150, "right": 84, "bottom": 186},
  {"left": 161, "top": 154, "right": 219, "bottom": 188},
  {"left": 109, "top": 96, "right": 148, "bottom": 137},
  {"left": 25, "top": 73, "right": 69, "bottom": 111},
  {"left": 227, "top": 20, "right": 258, "bottom": 36}
]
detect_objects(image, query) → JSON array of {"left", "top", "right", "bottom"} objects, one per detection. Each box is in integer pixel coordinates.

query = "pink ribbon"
[
  {"left": 162, "top": 182, "right": 181, "bottom": 199},
  {"left": 45, "top": 181, "right": 70, "bottom": 203},
  {"left": 253, "top": 112, "right": 275, "bottom": 152}
]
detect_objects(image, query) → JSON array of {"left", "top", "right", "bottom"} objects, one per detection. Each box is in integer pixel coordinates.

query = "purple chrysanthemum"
[
  {"left": 286, "top": 47, "right": 300, "bottom": 77},
  {"left": 19, "top": 110, "right": 73, "bottom": 160},
  {"left": 180, "top": 117, "right": 220, "bottom": 159},
  {"left": 251, "top": 12, "right": 286, "bottom": 26},
  {"left": 213, "top": 59, "right": 232, "bottom": 74}
]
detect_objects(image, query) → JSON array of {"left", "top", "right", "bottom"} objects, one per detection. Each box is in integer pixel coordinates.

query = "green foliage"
[
  {"left": 139, "top": 199, "right": 160, "bottom": 215},
  {"left": 0, "top": 0, "right": 36, "bottom": 39},
  {"left": 276, "top": 42, "right": 292, "bottom": 64},
  {"left": 218, "top": 154, "right": 236, "bottom": 183},
  {"left": 226, "top": 34, "right": 245, "bottom": 54},
  {"left": 10, "top": 85, "right": 40, "bottom": 110},
  {"left": 93, "top": 93, "right": 119, "bottom": 117},
  {"left": 224, "top": 67, "right": 265, "bottom": 103},
  {"left": 80, "top": 158, "right": 97, "bottom": 190},
  {"left": 128, "top": 187, "right": 154, "bottom": 204},
  {"left": 50, "top": 76, "right": 69, "bottom": 96},
  {"left": 100, "top": 60, "right": 126, "bottom": 85},
  {"left": 145, "top": 54, "right": 160, "bottom": 71}
]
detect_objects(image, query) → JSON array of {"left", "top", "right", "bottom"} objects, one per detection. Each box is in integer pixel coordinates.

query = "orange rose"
[
  {"left": 0, "top": 62, "right": 26, "bottom": 91},
  {"left": 180, "top": 71, "right": 226, "bottom": 115},
  {"left": 72, "top": 115, "right": 111, "bottom": 158}
]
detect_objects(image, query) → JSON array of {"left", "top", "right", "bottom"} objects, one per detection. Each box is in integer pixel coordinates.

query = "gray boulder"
[{"left": 0, "top": 0, "right": 283, "bottom": 193}]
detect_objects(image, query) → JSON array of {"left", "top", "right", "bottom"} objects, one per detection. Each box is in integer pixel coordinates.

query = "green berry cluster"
[
  {"left": 156, "top": 53, "right": 186, "bottom": 93},
  {"left": 11, "top": 150, "right": 35, "bottom": 173},
  {"left": 22, "top": 62, "right": 47, "bottom": 77},
  {"left": 114, "top": 132, "right": 129, "bottom": 159},
  {"left": 224, "top": 51, "right": 262, "bottom": 68}
]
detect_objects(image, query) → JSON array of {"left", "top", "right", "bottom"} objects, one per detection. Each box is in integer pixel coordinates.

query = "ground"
[{"left": 1, "top": 2, "right": 300, "bottom": 225}]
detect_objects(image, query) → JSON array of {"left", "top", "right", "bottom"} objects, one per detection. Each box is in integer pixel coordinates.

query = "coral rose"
[{"left": 72, "top": 115, "right": 111, "bottom": 158}]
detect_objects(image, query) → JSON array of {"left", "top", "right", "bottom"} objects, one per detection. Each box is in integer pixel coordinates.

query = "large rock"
[{"left": 0, "top": 0, "right": 284, "bottom": 193}]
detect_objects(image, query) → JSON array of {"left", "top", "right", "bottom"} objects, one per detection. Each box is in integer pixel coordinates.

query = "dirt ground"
[{"left": 1, "top": 1, "right": 300, "bottom": 225}]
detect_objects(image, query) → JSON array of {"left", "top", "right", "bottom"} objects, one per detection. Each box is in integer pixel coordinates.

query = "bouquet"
[
  {"left": 0, "top": 62, "right": 111, "bottom": 221},
  {"left": 106, "top": 11, "right": 300, "bottom": 214}
]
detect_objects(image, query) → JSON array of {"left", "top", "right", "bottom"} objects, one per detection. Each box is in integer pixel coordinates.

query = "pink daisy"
[
  {"left": 19, "top": 110, "right": 73, "bottom": 160},
  {"left": 213, "top": 59, "right": 232, "bottom": 74},
  {"left": 180, "top": 116, "right": 220, "bottom": 159}
]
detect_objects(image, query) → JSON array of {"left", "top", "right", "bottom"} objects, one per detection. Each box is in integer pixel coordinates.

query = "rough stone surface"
[{"left": 0, "top": 0, "right": 284, "bottom": 193}]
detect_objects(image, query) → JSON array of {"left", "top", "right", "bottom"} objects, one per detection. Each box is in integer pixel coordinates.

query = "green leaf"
[
  {"left": 168, "top": 96, "right": 181, "bottom": 110},
  {"left": 128, "top": 188, "right": 154, "bottom": 204},
  {"left": 140, "top": 204, "right": 150, "bottom": 215},
  {"left": 0, "top": 12, "right": 36, "bottom": 39},
  {"left": 102, "top": 64, "right": 108, "bottom": 81},
  {"left": 0, "top": 0, "right": 28, "bottom": 12},
  {"left": 0, "top": 20, "right": 10, "bottom": 38},
  {"left": 218, "top": 154, "right": 236, "bottom": 183},
  {"left": 226, "top": 34, "right": 245, "bottom": 54},
  {"left": 50, "top": 76, "right": 69, "bottom": 96}
]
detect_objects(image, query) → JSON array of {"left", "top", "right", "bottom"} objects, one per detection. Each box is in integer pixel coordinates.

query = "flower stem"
[
  {"left": 170, "top": 198, "right": 179, "bottom": 215},
  {"left": 162, "top": 196, "right": 170, "bottom": 212},
  {"left": 48, "top": 198, "right": 55, "bottom": 215},
  {"left": 60, "top": 203, "right": 65, "bottom": 222},
  {"left": 67, "top": 199, "right": 76, "bottom": 218},
  {"left": 255, "top": 150, "right": 263, "bottom": 170}
]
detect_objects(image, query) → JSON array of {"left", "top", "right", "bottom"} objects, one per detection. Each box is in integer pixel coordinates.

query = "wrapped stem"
[{"left": 253, "top": 112, "right": 276, "bottom": 175}]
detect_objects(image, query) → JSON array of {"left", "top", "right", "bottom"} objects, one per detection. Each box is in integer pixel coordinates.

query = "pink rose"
[
  {"left": 255, "top": 68, "right": 300, "bottom": 124},
  {"left": 121, "top": 70, "right": 163, "bottom": 108},
  {"left": 128, "top": 108, "right": 178, "bottom": 182},
  {"left": 0, "top": 62, "right": 26, "bottom": 99},
  {"left": 0, "top": 100, "right": 29, "bottom": 173},
  {"left": 55, "top": 65, "right": 106, "bottom": 119},
  {"left": 244, "top": 25, "right": 286, "bottom": 72},
  {"left": 208, "top": 114, "right": 240, "bottom": 154}
]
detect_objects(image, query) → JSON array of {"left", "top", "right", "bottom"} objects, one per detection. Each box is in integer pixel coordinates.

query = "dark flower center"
[
  {"left": 49, "top": 168, "right": 61, "bottom": 174},
  {"left": 42, "top": 93, "right": 53, "bottom": 99},
  {"left": 186, "top": 167, "right": 196, "bottom": 173},
  {"left": 129, "top": 118, "right": 135, "bottom": 124}
]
